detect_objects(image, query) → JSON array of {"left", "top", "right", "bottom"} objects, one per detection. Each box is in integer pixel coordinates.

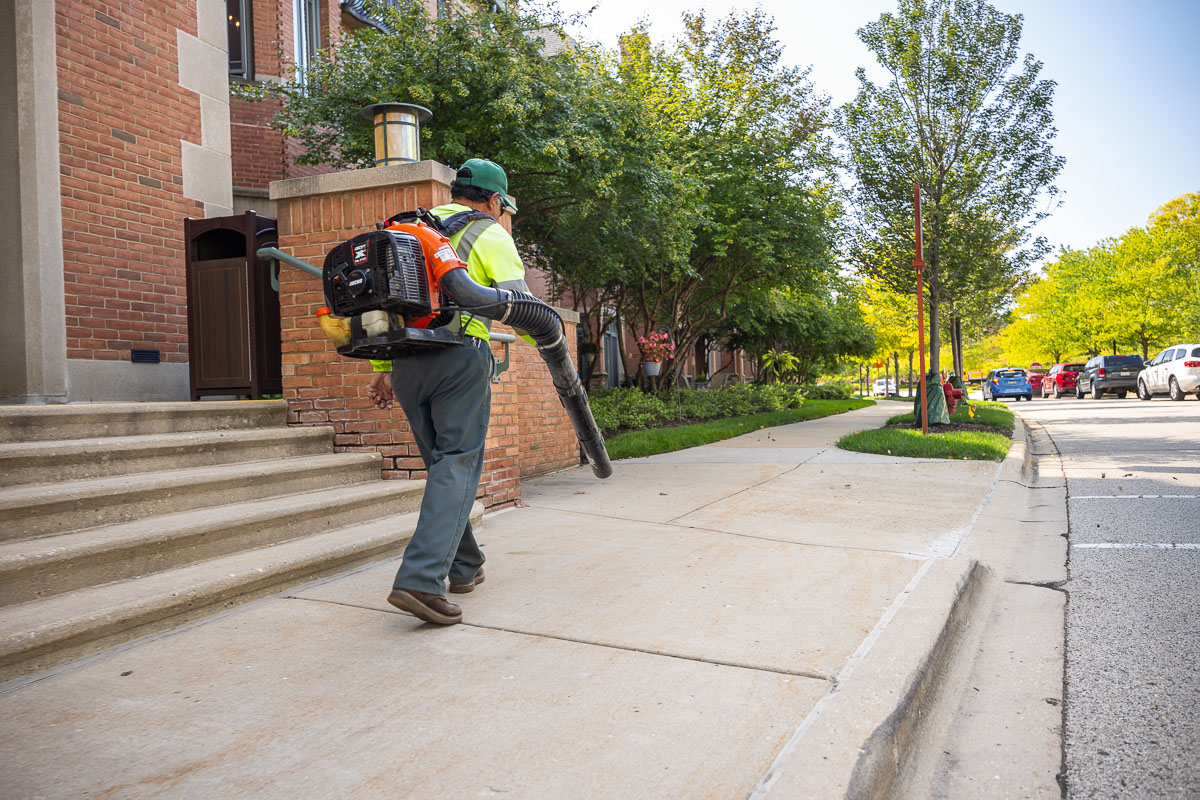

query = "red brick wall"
[
  {"left": 231, "top": 0, "right": 344, "bottom": 193},
  {"left": 56, "top": 0, "right": 202, "bottom": 364},
  {"left": 276, "top": 177, "right": 580, "bottom": 508}
]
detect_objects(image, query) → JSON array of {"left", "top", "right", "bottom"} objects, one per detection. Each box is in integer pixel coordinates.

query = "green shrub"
[
  {"left": 797, "top": 384, "right": 851, "bottom": 400},
  {"left": 588, "top": 388, "right": 670, "bottom": 433},
  {"left": 661, "top": 388, "right": 725, "bottom": 420}
]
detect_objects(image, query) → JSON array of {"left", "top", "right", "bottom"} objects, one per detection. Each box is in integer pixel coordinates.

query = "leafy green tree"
[
  {"left": 860, "top": 277, "right": 920, "bottom": 394},
  {"left": 1146, "top": 193, "right": 1200, "bottom": 337},
  {"left": 617, "top": 11, "right": 839, "bottom": 384},
  {"left": 839, "top": 0, "right": 1064, "bottom": 375},
  {"left": 998, "top": 193, "right": 1198, "bottom": 367},
  {"left": 245, "top": 0, "right": 688, "bottom": 369},
  {"left": 722, "top": 285, "right": 876, "bottom": 383}
]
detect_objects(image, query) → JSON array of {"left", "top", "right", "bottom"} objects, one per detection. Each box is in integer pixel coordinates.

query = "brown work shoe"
[
  {"left": 387, "top": 588, "right": 462, "bottom": 625},
  {"left": 448, "top": 567, "right": 486, "bottom": 595}
]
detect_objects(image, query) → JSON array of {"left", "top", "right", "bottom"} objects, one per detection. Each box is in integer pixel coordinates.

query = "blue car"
[{"left": 982, "top": 368, "right": 1033, "bottom": 401}]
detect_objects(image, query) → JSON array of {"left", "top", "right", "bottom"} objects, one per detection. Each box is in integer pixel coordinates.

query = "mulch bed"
[{"left": 887, "top": 421, "right": 1013, "bottom": 438}]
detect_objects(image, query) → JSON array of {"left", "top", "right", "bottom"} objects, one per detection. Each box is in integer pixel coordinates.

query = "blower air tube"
[{"left": 440, "top": 268, "right": 613, "bottom": 479}]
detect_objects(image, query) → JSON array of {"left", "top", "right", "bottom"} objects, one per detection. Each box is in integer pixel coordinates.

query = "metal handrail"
[{"left": 256, "top": 247, "right": 321, "bottom": 278}]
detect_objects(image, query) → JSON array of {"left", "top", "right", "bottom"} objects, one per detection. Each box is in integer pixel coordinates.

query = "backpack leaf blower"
[{"left": 321, "top": 208, "right": 612, "bottom": 479}]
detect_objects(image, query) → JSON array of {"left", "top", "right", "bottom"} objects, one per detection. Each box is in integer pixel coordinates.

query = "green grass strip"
[
  {"left": 837, "top": 427, "right": 1011, "bottom": 462},
  {"left": 604, "top": 399, "right": 874, "bottom": 460},
  {"left": 885, "top": 399, "right": 1015, "bottom": 431}
]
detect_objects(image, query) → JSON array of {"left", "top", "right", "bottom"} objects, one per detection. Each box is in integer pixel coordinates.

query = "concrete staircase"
[{"left": 0, "top": 400, "right": 465, "bottom": 683}]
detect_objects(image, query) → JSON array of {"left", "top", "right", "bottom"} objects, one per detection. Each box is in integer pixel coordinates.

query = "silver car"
[{"left": 1137, "top": 343, "right": 1200, "bottom": 401}]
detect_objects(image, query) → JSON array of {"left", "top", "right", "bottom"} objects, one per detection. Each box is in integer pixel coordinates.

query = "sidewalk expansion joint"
[
  {"left": 664, "top": 461, "right": 808, "bottom": 526},
  {"left": 285, "top": 596, "right": 834, "bottom": 682},
  {"left": 665, "top": 522, "right": 932, "bottom": 559}
]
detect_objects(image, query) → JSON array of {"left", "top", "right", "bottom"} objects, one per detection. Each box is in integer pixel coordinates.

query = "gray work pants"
[{"left": 390, "top": 341, "right": 492, "bottom": 596}]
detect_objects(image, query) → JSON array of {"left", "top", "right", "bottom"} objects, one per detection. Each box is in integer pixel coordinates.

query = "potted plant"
[{"left": 638, "top": 331, "right": 675, "bottom": 377}]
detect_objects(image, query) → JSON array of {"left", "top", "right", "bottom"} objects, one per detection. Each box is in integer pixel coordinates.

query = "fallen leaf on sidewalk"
[
  {"left": 574, "top": 491, "right": 585, "bottom": 495},
  {"left": 659, "top": 492, "right": 668, "bottom": 495}
]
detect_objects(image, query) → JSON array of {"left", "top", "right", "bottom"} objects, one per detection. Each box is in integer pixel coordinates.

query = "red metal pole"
[{"left": 914, "top": 183, "right": 928, "bottom": 435}]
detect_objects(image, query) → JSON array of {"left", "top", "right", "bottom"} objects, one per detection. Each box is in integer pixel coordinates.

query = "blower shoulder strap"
[
  {"left": 440, "top": 210, "right": 494, "bottom": 237},
  {"left": 442, "top": 213, "right": 497, "bottom": 265}
]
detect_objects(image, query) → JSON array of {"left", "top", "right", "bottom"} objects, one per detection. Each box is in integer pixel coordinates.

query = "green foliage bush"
[
  {"left": 797, "top": 384, "right": 852, "bottom": 400},
  {"left": 591, "top": 385, "right": 818, "bottom": 435},
  {"left": 588, "top": 389, "right": 670, "bottom": 434}
]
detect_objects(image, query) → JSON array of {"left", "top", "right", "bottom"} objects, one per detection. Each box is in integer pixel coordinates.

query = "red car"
[{"left": 1040, "top": 362, "right": 1086, "bottom": 398}]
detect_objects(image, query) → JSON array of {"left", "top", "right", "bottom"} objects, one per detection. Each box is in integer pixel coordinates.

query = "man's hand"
[{"left": 367, "top": 371, "right": 394, "bottom": 410}]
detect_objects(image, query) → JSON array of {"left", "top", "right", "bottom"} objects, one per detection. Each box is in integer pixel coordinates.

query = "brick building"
[{"left": 2, "top": 0, "right": 581, "bottom": 505}]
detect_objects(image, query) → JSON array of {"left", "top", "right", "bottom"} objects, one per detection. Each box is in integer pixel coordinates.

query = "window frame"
[
  {"left": 293, "top": 0, "right": 322, "bottom": 86},
  {"left": 227, "top": 0, "right": 253, "bottom": 81}
]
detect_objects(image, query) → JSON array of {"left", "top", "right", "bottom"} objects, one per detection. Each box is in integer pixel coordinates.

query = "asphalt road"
[{"left": 1010, "top": 392, "right": 1200, "bottom": 799}]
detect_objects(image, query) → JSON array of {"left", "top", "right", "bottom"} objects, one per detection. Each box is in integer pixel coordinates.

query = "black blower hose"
[{"left": 440, "top": 269, "right": 613, "bottom": 479}]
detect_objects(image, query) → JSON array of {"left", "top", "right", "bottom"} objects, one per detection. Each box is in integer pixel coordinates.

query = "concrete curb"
[
  {"left": 756, "top": 411, "right": 1035, "bottom": 799},
  {"left": 757, "top": 555, "right": 988, "bottom": 799}
]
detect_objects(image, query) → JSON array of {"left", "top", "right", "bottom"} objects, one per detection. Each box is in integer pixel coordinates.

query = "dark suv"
[{"left": 1075, "top": 354, "right": 1145, "bottom": 399}]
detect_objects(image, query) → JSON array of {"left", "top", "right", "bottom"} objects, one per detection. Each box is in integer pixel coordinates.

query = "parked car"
[
  {"left": 981, "top": 368, "right": 1032, "bottom": 401},
  {"left": 1027, "top": 371, "right": 1047, "bottom": 393},
  {"left": 966, "top": 370, "right": 987, "bottom": 384},
  {"left": 1075, "top": 354, "right": 1144, "bottom": 399},
  {"left": 1040, "top": 362, "right": 1086, "bottom": 398},
  {"left": 872, "top": 378, "right": 898, "bottom": 396},
  {"left": 1137, "top": 343, "right": 1200, "bottom": 401}
]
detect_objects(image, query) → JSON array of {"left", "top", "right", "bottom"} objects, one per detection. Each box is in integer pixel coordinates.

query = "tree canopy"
[
  {"left": 1000, "top": 192, "right": 1200, "bottom": 363},
  {"left": 613, "top": 11, "right": 839, "bottom": 381},
  {"left": 839, "top": 0, "right": 1064, "bottom": 375},
  {"left": 251, "top": 2, "right": 850, "bottom": 387}
]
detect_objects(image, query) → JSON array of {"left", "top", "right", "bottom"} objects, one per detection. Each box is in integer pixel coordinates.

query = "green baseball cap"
[{"left": 455, "top": 158, "right": 518, "bottom": 213}]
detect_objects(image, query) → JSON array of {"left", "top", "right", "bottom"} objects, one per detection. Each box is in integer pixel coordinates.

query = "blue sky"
[{"left": 553, "top": 0, "right": 1200, "bottom": 263}]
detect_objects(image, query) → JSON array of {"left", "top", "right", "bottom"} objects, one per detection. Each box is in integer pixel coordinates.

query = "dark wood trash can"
[{"left": 184, "top": 211, "right": 282, "bottom": 400}]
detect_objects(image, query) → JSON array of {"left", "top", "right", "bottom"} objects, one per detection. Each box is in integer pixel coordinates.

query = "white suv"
[{"left": 1137, "top": 343, "right": 1200, "bottom": 401}]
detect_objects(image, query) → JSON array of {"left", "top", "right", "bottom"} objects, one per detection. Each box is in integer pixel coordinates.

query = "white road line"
[
  {"left": 1073, "top": 543, "right": 1200, "bottom": 550},
  {"left": 1069, "top": 495, "right": 1199, "bottom": 500}
]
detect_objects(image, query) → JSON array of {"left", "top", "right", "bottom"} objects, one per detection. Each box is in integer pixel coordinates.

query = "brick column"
[{"left": 270, "top": 161, "right": 581, "bottom": 508}]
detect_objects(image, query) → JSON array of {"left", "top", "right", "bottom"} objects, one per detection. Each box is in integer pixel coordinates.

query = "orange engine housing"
[{"left": 385, "top": 220, "right": 468, "bottom": 329}]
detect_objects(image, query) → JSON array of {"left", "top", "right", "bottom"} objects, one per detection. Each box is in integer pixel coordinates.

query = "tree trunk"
[
  {"left": 894, "top": 351, "right": 901, "bottom": 396},
  {"left": 928, "top": 286, "right": 941, "bottom": 377},
  {"left": 907, "top": 351, "right": 914, "bottom": 397},
  {"left": 615, "top": 315, "right": 630, "bottom": 387},
  {"left": 952, "top": 317, "right": 964, "bottom": 378}
]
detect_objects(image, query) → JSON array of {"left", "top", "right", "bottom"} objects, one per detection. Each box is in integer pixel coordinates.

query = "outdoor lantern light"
[{"left": 360, "top": 103, "right": 432, "bottom": 166}]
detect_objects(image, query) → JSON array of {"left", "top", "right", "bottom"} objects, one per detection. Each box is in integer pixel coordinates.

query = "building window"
[
  {"left": 227, "top": 0, "right": 252, "bottom": 79},
  {"left": 294, "top": 0, "right": 322, "bottom": 84}
]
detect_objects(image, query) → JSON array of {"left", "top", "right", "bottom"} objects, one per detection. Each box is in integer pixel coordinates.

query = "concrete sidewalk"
[{"left": 0, "top": 403, "right": 1044, "bottom": 798}]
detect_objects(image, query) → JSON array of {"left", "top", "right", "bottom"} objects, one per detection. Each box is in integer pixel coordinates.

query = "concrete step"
[
  {"left": 0, "top": 452, "right": 383, "bottom": 541},
  {"left": 0, "top": 426, "right": 335, "bottom": 487},
  {"left": 0, "top": 400, "right": 288, "bottom": 443},
  {"left": 0, "top": 479, "right": 427, "bottom": 607},
  {"left": 0, "top": 503, "right": 484, "bottom": 683}
]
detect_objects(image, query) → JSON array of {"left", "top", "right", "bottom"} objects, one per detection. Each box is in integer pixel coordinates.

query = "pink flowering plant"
[{"left": 637, "top": 331, "right": 676, "bottom": 362}]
